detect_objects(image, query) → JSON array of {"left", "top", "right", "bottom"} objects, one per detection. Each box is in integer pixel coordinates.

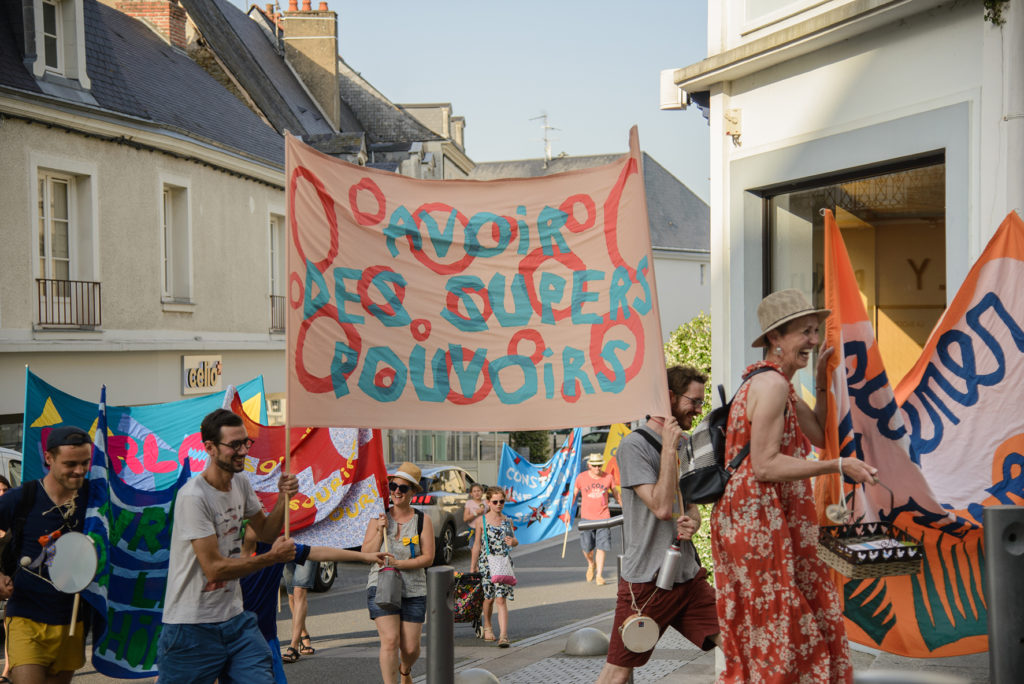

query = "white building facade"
[{"left": 669, "top": 0, "right": 1024, "bottom": 394}]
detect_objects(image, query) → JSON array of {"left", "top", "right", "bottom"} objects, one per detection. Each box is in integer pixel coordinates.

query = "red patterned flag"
[{"left": 229, "top": 394, "right": 389, "bottom": 546}]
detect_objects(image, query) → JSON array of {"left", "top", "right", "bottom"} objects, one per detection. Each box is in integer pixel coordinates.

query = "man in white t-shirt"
[{"left": 158, "top": 409, "right": 298, "bottom": 683}]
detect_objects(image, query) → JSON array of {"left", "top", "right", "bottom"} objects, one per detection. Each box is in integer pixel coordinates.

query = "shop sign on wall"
[{"left": 182, "top": 355, "right": 223, "bottom": 395}]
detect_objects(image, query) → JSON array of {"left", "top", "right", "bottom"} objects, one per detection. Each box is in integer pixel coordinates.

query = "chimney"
[
  {"left": 108, "top": 1, "right": 187, "bottom": 51},
  {"left": 451, "top": 116, "right": 466, "bottom": 151},
  {"left": 282, "top": 3, "right": 340, "bottom": 131}
]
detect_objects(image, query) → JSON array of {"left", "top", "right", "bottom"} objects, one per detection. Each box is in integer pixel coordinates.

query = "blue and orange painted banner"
[
  {"left": 285, "top": 127, "right": 669, "bottom": 430},
  {"left": 498, "top": 429, "right": 582, "bottom": 546},
  {"left": 820, "top": 210, "right": 1024, "bottom": 657},
  {"left": 21, "top": 369, "right": 266, "bottom": 487}
]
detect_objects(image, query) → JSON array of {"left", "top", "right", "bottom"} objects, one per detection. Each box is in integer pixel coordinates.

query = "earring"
[{"left": 775, "top": 346, "right": 782, "bottom": 355}]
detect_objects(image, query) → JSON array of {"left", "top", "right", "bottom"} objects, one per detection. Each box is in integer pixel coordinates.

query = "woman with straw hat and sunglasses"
[
  {"left": 362, "top": 462, "right": 435, "bottom": 684},
  {"left": 711, "top": 289, "right": 877, "bottom": 683}
]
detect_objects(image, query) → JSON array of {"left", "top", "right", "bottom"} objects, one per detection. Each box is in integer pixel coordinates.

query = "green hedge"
[{"left": 664, "top": 312, "right": 715, "bottom": 577}]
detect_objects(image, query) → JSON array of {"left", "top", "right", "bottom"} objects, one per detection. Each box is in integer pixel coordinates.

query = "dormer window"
[
  {"left": 32, "top": 0, "right": 90, "bottom": 90},
  {"left": 42, "top": 0, "right": 63, "bottom": 74}
]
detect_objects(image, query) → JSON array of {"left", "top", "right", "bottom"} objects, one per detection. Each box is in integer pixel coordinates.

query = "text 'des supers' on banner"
[{"left": 286, "top": 127, "right": 670, "bottom": 430}]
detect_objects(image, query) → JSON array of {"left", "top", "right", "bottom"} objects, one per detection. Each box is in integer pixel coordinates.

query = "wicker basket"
[{"left": 817, "top": 521, "right": 923, "bottom": 579}]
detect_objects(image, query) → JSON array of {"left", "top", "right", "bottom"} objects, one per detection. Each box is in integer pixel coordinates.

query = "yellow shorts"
[{"left": 5, "top": 615, "right": 86, "bottom": 674}]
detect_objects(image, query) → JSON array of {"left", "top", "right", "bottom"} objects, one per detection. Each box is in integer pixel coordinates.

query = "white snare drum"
[
  {"left": 619, "top": 613, "right": 660, "bottom": 653},
  {"left": 49, "top": 531, "right": 98, "bottom": 594}
]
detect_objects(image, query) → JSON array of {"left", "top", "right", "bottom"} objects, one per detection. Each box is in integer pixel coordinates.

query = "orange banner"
[
  {"left": 285, "top": 128, "right": 669, "bottom": 429},
  {"left": 819, "top": 210, "right": 1024, "bottom": 657}
]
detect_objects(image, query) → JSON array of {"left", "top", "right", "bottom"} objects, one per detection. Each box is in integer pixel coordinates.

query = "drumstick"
[{"left": 69, "top": 593, "right": 80, "bottom": 636}]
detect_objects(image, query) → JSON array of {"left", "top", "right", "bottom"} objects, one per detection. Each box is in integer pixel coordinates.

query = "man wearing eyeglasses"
[
  {"left": 0, "top": 425, "right": 92, "bottom": 684},
  {"left": 159, "top": 409, "right": 299, "bottom": 684},
  {"left": 573, "top": 453, "right": 620, "bottom": 585},
  {"left": 596, "top": 366, "right": 721, "bottom": 684}
]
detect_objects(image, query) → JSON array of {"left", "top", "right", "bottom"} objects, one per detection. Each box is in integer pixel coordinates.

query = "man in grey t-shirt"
[
  {"left": 596, "top": 366, "right": 721, "bottom": 684},
  {"left": 158, "top": 409, "right": 298, "bottom": 683}
]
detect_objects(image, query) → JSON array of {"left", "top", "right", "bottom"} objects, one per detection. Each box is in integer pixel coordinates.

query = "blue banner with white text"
[{"left": 497, "top": 429, "right": 582, "bottom": 545}]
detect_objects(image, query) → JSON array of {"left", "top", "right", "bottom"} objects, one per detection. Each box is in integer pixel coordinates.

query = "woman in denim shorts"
[{"left": 362, "top": 463, "right": 435, "bottom": 684}]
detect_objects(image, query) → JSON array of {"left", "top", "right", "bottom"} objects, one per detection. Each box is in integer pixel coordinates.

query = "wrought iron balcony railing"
[
  {"left": 36, "top": 278, "right": 102, "bottom": 327},
  {"left": 270, "top": 294, "right": 285, "bottom": 333}
]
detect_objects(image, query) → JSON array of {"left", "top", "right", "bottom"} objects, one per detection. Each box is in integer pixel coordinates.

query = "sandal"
[
  {"left": 281, "top": 646, "right": 300, "bottom": 664},
  {"left": 482, "top": 626, "right": 496, "bottom": 641},
  {"left": 498, "top": 635, "right": 510, "bottom": 648},
  {"left": 299, "top": 633, "right": 316, "bottom": 655}
]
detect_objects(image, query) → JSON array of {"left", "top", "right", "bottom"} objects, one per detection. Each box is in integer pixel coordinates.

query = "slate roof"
[
  {"left": 0, "top": 0, "right": 285, "bottom": 167},
  {"left": 336, "top": 57, "right": 442, "bottom": 145},
  {"left": 179, "top": 0, "right": 332, "bottom": 137},
  {"left": 469, "top": 153, "right": 709, "bottom": 252}
]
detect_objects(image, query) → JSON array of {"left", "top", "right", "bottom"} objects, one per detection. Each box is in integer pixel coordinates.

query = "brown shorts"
[{"left": 606, "top": 567, "right": 719, "bottom": 669}]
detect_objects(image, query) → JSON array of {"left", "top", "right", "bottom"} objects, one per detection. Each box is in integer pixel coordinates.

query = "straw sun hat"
[
  {"left": 750, "top": 289, "right": 831, "bottom": 348},
  {"left": 390, "top": 462, "right": 423, "bottom": 492}
]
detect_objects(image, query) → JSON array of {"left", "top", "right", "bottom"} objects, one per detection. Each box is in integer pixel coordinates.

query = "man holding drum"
[
  {"left": 595, "top": 366, "right": 721, "bottom": 684},
  {"left": 0, "top": 425, "right": 92, "bottom": 684},
  {"left": 158, "top": 409, "right": 298, "bottom": 683}
]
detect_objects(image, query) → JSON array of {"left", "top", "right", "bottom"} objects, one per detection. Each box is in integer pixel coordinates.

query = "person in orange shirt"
[{"left": 572, "top": 453, "right": 620, "bottom": 585}]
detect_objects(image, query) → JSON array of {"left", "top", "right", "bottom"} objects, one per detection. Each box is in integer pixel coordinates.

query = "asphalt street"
[{"left": 71, "top": 527, "right": 623, "bottom": 682}]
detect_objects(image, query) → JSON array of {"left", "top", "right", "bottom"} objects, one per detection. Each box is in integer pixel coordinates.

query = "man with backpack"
[
  {"left": 0, "top": 425, "right": 93, "bottom": 684},
  {"left": 596, "top": 366, "right": 721, "bottom": 684}
]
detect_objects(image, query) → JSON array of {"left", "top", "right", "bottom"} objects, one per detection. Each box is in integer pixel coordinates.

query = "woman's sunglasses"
[
  {"left": 388, "top": 482, "right": 411, "bottom": 494},
  {"left": 490, "top": 499, "right": 505, "bottom": 505}
]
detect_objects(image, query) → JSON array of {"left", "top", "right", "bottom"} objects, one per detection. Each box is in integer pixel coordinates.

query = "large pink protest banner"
[{"left": 285, "top": 128, "right": 669, "bottom": 429}]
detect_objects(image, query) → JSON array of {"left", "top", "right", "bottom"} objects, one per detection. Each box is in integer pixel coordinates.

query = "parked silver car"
[{"left": 389, "top": 465, "right": 478, "bottom": 566}]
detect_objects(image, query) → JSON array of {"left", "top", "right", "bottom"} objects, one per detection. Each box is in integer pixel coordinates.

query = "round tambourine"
[
  {"left": 48, "top": 532, "right": 98, "bottom": 594},
  {"left": 619, "top": 613, "right": 660, "bottom": 653}
]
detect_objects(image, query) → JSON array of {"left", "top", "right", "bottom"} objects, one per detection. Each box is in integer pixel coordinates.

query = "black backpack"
[
  {"left": 679, "top": 367, "right": 776, "bottom": 505},
  {"left": 0, "top": 479, "right": 41, "bottom": 577}
]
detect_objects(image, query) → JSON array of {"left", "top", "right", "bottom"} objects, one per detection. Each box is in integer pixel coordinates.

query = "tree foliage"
[
  {"left": 510, "top": 430, "right": 552, "bottom": 463},
  {"left": 663, "top": 311, "right": 715, "bottom": 577}
]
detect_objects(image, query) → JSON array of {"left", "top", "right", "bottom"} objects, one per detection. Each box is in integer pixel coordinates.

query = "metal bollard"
[
  {"left": 427, "top": 565, "right": 455, "bottom": 684},
  {"left": 984, "top": 505, "right": 1024, "bottom": 683}
]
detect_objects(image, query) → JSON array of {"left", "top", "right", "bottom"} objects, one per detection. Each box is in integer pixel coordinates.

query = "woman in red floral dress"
[{"left": 711, "top": 290, "right": 878, "bottom": 683}]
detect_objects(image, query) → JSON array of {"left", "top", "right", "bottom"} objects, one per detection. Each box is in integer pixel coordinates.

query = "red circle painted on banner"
[
  {"left": 358, "top": 265, "right": 405, "bottom": 318},
  {"left": 289, "top": 272, "right": 304, "bottom": 309},
  {"left": 445, "top": 346, "right": 493, "bottom": 405},
  {"left": 602, "top": 157, "right": 639, "bottom": 272},
  {"left": 445, "top": 282, "right": 493, "bottom": 327},
  {"left": 507, "top": 329, "right": 546, "bottom": 364},
  {"left": 589, "top": 312, "right": 645, "bottom": 384},
  {"left": 349, "top": 177, "right": 387, "bottom": 226},
  {"left": 289, "top": 165, "right": 339, "bottom": 272},
  {"left": 411, "top": 319, "right": 431, "bottom": 341},
  {"left": 561, "top": 194, "right": 597, "bottom": 233},
  {"left": 375, "top": 366, "right": 397, "bottom": 389},
  {"left": 409, "top": 203, "right": 476, "bottom": 275},
  {"left": 518, "top": 248, "right": 588, "bottom": 322},
  {"left": 294, "top": 306, "right": 362, "bottom": 394}
]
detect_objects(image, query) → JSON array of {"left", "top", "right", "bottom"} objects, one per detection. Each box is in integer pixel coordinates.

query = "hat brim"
[
  {"left": 390, "top": 471, "right": 423, "bottom": 492},
  {"left": 750, "top": 308, "right": 831, "bottom": 348}
]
